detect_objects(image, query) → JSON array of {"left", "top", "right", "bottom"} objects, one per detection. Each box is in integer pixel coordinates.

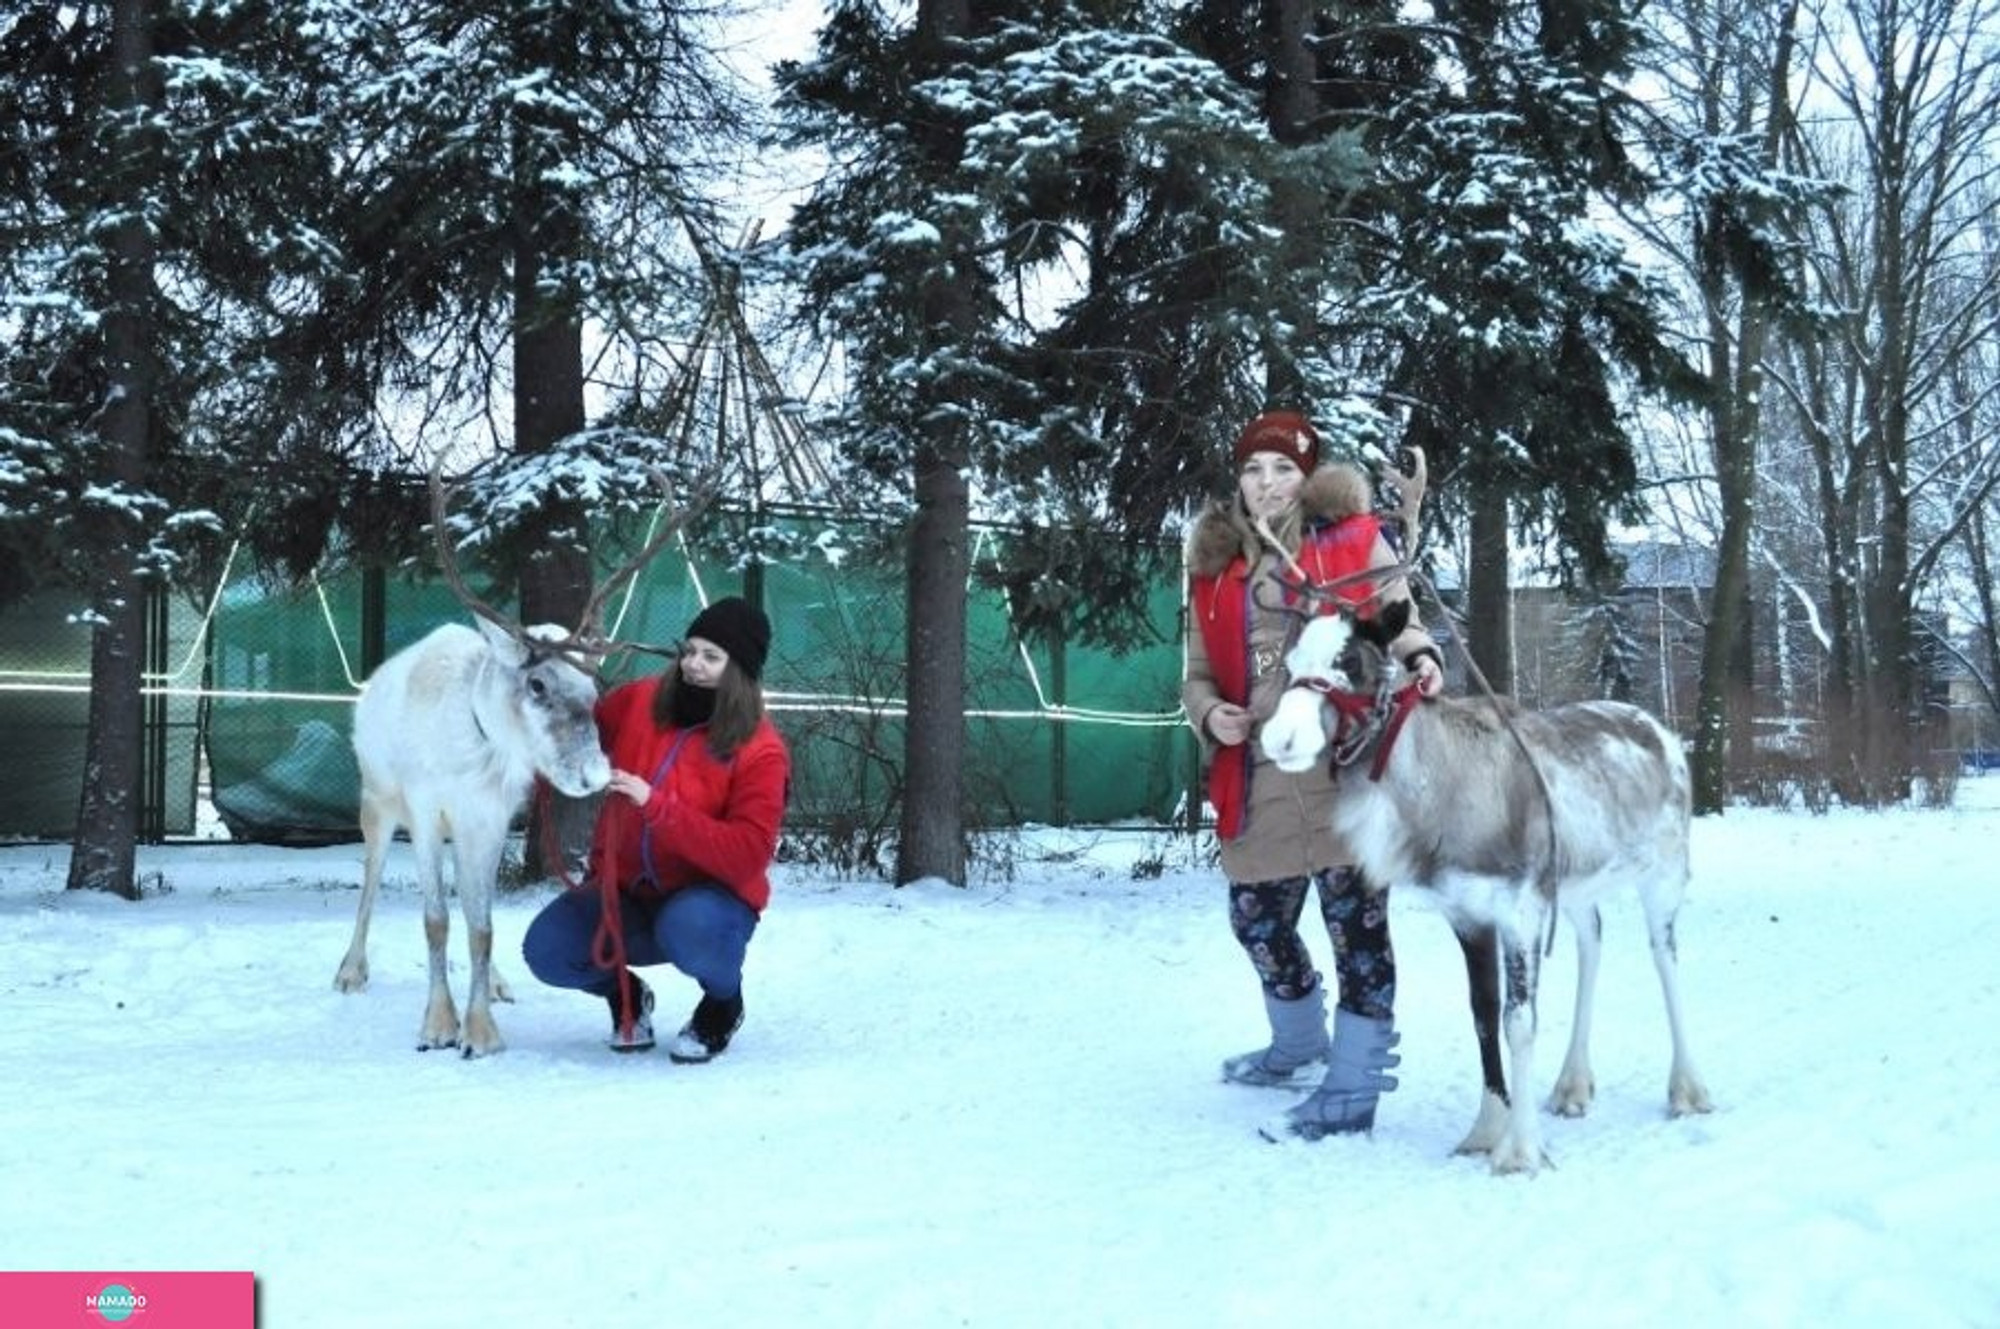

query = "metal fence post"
[{"left": 141, "top": 582, "right": 168, "bottom": 843}]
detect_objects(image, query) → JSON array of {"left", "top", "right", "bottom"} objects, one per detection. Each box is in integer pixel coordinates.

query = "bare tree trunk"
[
  {"left": 1863, "top": 430, "right": 1917, "bottom": 796},
  {"left": 68, "top": 0, "right": 158, "bottom": 899},
  {"left": 1688, "top": 0, "right": 1796, "bottom": 815},
  {"left": 513, "top": 210, "right": 596, "bottom": 882},
  {"left": 1466, "top": 486, "right": 1513, "bottom": 695},
  {"left": 895, "top": 0, "right": 975, "bottom": 887},
  {"left": 1694, "top": 333, "right": 1761, "bottom": 811},
  {"left": 69, "top": 583, "right": 147, "bottom": 899},
  {"left": 1261, "top": 0, "right": 1320, "bottom": 402},
  {"left": 1795, "top": 337, "right": 1864, "bottom": 793},
  {"left": 898, "top": 446, "right": 971, "bottom": 885},
  {"left": 1694, "top": 469, "right": 1753, "bottom": 810},
  {"left": 1862, "top": 170, "right": 1918, "bottom": 796},
  {"left": 508, "top": 8, "right": 596, "bottom": 882}
]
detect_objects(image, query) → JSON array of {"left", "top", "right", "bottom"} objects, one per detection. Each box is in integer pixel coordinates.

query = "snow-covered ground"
[{"left": 4, "top": 783, "right": 1998, "bottom": 1328}]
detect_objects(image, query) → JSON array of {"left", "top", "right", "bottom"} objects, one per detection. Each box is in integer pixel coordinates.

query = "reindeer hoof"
[
  {"left": 1454, "top": 1093, "right": 1509, "bottom": 1155},
  {"left": 1490, "top": 1154, "right": 1542, "bottom": 1177},
  {"left": 1547, "top": 1072, "right": 1595, "bottom": 1117},
  {"left": 1669, "top": 1079, "right": 1714, "bottom": 1116},
  {"left": 1546, "top": 1092, "right": 1592, "bottom": 1119},
  {"left": 1488, "top": 1138, "right": 1550, "bottom": 1176},
  {"left": 332, "top": 963, "right": 368, "bottom": 993}
]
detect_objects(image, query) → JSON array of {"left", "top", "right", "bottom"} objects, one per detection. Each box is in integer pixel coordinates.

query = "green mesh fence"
[
  {"left": 0, "top": 587, "right": 204, "bottom": 840},
  {"left": 0, "top": 518, "right": 1198, "bottom": 842},
  {"left": 204, "top": 573, "right": 469, "bottom": 842}
]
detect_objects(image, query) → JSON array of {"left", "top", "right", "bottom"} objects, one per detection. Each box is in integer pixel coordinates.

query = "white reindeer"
[
  {"left": 332, "top": 466, "right": 699, "bottom": 1056},
  {"left": 333, "top": 618, "right": 611, "bottom": 1056},
  {"left": 1261, "top": 600, "right": 1712, "bottom": 1173}
]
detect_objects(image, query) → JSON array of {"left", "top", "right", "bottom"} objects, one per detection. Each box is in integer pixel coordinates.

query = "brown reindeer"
[{"left": 1262, "top": 599, "right": 1713, "bottom": 1173}]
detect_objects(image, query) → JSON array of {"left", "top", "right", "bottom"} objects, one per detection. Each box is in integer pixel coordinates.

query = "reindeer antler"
[
  {"left": 1249, "top": 513, "right": 1408, "bottom": 616},
  {"left": 429, "top": 461, "right": 539, "bottom": 649},
  {"left": 1378, "top": 444, "right": 1426, "bottom": 554},
  {"left": 1251, "top": 515, "right": 1314, "bottom": 585},
  {"left": 572, "top": 467, "right": 711, "bottom": 649},
  {"left": 429, "top": 461, "right": 715, "bottom": 678}
]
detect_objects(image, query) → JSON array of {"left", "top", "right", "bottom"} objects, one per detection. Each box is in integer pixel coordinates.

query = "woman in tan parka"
[{"left": 1182, "top": 409, "right": 1441, "bottom": 1140}]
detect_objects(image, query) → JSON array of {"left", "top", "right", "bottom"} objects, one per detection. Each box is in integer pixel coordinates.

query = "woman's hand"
[
  {"left": 1205, "top": 703, "right": 1253, "bottom": 747},
  {"left": 607, "top": 770, "right": 652, "bottom": 806}
]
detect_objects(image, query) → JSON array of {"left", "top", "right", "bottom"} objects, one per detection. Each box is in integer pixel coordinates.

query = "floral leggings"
[{"left": 1228, "top": 865, "right": 1396, "bottom": 1019}]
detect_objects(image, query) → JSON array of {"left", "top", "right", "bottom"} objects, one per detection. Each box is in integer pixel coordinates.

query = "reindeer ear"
[
  {"left": 474, "top": 616, "right": 532, "bottom": 666},
  {"left": 1378, "top": 598, "right": 1411, "bottom": 640}
]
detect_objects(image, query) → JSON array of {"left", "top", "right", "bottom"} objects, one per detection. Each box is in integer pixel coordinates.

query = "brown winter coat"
[{"left": 1181, "top": 463, "right": 1439, "bottom": 884}]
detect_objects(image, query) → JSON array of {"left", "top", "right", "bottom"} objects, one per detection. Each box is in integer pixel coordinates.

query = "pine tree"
[
  {"left": 245, "top": 0, "right": 751, "bottom": 584},
  {"left": 0, "top": 0, "right": 362, "bottom": 893},
  {"left": 1, "top": 0, "right": 750, "bottom": 887},
  {"left": 226, "top": 1, "right": 754, "bottom": 872},
  {"left": 777, "top": 0, "right": 1369, "bottom": 875},
  {"left": 1181, "top": 0, "right": 1707, "bottom": 688}
]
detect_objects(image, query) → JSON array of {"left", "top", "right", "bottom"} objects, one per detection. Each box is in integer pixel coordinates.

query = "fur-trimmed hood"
[{"left": 1187, "top": 462, "right": 1375, "bottom": 578}]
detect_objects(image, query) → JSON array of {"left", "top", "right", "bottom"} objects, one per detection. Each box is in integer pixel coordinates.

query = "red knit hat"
[{"left": 1233, "top": 410, "right": 1320, "bottom": 474}]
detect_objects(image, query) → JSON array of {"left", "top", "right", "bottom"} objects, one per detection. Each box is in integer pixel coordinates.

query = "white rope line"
[
  {"left": 0, "top": 539, "right": 250, "bottom": 688},
  {"left": 312, "top": 575, "right": 366, "bottom": 690},
  {"left": 685, "top": 551, "right": 710, "bottom": 612},
  {"left": 967, "top": 528, "right": 1181, "bottom": 726},
  {"left": 157, "top": 538, "right": 244, "bottom": 684},
  {"left": 0, "top": 682, "right": 355, "bottom": 703},
  {"left": 601, "top": 509, "right": 699, "bottom": 641},
  {"left": 0, "top": 679, "right": 1186, "bottom": 728},
  {"left": 765, "top": 695, "right": 1183, "bottom": 727}
]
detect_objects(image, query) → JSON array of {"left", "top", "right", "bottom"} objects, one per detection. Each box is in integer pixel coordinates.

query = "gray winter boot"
[
  {"left": 1260, "top": 1006, "right": 1400, "bottom": 1141},
  {"left": 1220, "top": 985, "right": 1330, "bottom": 1089}
]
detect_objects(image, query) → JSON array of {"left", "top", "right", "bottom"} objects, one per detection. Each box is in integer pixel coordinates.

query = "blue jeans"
[{"left": 522, "top": 884, "right": 758, "bottom": 1000}]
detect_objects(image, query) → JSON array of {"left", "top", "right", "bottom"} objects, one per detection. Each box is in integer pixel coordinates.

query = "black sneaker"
[
  {"left": 668, "top": 992, "right": 744, "bottom": 1064},
  {"left": 606, "top": 973, "right": 655, "bottom": 1053}
]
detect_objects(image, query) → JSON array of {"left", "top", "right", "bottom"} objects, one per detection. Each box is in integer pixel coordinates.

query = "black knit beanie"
[{"left": 684, "top": 596, "right": 772, "bottom": 680}]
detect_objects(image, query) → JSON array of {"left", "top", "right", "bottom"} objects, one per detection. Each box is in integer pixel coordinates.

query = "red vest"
[{"left": 1191, "top": 514, "right": 1380, "bottom": 839}]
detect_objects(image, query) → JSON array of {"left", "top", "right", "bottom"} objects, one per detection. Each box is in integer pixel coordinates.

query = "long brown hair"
[{"left": 651, "top": 661, "right": 767, "bottom": 759}]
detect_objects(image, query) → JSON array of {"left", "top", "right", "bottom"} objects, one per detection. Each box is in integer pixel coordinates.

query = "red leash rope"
[{"left": 536, "top": 780, "right": 637, "bottom": 1039}]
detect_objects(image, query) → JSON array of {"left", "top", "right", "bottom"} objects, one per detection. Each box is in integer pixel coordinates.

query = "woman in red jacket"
[{"left": 523, "top": 596, "right": 790, "bottom": 1063}]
